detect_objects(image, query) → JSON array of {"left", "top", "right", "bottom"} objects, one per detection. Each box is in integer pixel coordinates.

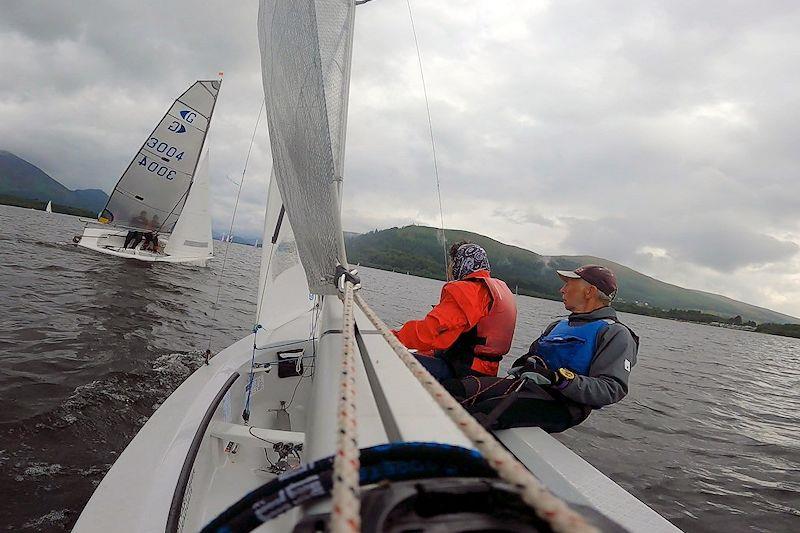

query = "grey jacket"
[{"left": 521, "top": 306, "right": 638, "bottom": 418}]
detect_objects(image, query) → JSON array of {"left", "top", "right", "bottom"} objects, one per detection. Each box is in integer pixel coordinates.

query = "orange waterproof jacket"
[{"left": 392, "top": 270, "right": 516, "bottom": 376}]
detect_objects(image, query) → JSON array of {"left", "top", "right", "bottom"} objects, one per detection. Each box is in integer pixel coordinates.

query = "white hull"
[
  {"left": 76, "top": 225, "right": 211, "bottom": 266},
  {"left": 74, "top": 295, "right": 680, "bottom": 533}
]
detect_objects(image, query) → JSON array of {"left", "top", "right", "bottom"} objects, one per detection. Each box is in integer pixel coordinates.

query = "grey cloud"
[
  {"left": 492, "top": 207, "right": 555, "bottom": 228},
  {"left": 561, "top": 215, "right": 799, "bottom": 273},
  {"left": 4, "top": 0, "right": 800, "bottom": 315}
]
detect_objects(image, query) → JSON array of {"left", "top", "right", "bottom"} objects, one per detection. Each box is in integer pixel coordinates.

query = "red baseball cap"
[{"left": 557, "top": 265, "right": 618, "bottom": 300}]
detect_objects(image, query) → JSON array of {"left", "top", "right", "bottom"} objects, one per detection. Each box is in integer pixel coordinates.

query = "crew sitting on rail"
[
  {"left": 123, "top": 231, "right": 143, "bottom": 249},
  {"left": 142, "top": 232, "right": 160, "bottom": 252},
  {"left": 444, "top": 265, "right": 639, "bottom": 433},
  {"left": 392, "top": 242, "right": 518, "bottom": 381}
]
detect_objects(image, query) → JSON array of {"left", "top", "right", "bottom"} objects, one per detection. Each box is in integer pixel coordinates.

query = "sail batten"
[{"left": 99, "top": 79, "right": 221, "bottom": 233}]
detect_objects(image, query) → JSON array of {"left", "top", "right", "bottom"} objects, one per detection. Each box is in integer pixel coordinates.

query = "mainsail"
[
  {"left": 99, "top": 79, "right": 221, "bottom": 233},
  {"left": 258, "top": 1, "right": 354, "bottom": 295}
]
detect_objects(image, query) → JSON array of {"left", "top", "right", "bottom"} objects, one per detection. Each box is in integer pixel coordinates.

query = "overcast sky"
[{"left": 2, "top": 0, "right": 800, "bottom": 317}]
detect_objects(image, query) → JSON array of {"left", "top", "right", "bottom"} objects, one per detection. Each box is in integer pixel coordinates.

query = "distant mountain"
[
  {"left": 0, "top": 150, "right": 109, "bottom": 214},
  {"left": 346, "top": 225, "right": 800, "bottom": 325}
]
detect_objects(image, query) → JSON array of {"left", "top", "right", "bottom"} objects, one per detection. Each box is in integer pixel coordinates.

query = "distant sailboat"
[
  {"left": 74, "top": 79, "right": 220, "bottom": 266},
  {"left": 45, "top": 201, "right": 52, "bottom": 213}
]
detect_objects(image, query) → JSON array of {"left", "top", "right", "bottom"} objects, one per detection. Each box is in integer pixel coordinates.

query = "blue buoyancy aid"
[{"left": 534, "top": 318, "right": 613, "bottom": 375}]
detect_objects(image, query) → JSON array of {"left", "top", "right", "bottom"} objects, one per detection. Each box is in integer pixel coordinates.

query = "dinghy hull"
[{"left": 76, "top": 225, "right": 211, "bottom": 266}]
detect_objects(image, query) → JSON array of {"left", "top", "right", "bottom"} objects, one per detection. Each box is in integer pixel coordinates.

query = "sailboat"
[
  {"left": 45, "top": 200, "right": 52, "bottom": 213},
  {"left": 74, "top": 2, "right": 680, "bottom": 532},
  {"left": 74, "top": 79, "right": 219, "bottom": 266}
]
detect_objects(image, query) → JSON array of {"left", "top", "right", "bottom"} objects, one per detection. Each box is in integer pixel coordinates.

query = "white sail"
[
  {"left": 98, "top": 80, "right": 222, "bottom": 233},
  {"left": 45, "top": 201, "right": 52, "bottom": 213},
  {"left": 164, "top": 151, "right": 213, "bottom": 259},
  {"left": 257, "top": 0, "right": 354, "bottom": 295},
  {"left": 255, "top": 169, "right": 312, "bottom": 330}
]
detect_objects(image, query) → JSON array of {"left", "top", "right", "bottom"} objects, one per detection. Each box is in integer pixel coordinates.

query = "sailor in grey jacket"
[
  {"left": 445, "top": 264, "right": 638, "bottom": 432},
  {"left": 524, "top": 305, "right": 639, "bottom": 423}
]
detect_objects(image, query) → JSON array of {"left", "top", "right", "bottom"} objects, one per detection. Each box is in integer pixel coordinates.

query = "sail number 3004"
[
  {"left": 146, "top": 137, "right": 185, "bottom": 160},
  {"left": 138, "top": 154, "right": 176, "bottom": 180}
]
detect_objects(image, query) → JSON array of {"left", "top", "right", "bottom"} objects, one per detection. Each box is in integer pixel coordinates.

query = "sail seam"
[{"left": 173, "top": 100, "right": 210, "bottom": 121}]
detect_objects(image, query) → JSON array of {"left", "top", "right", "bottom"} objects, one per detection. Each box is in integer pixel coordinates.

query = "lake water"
[{"left": 0, "top": 204, "right": 798, "bottom": 532}]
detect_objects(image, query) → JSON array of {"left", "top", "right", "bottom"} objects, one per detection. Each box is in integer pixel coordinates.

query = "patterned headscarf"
[{"left": 451, "top": 243, "right": 490, "bottom": 280}]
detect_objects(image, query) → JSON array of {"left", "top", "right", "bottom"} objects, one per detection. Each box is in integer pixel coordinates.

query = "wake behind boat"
[
  {"left": 75, "top": 79, "right": 219, "bottom": 267},
  {"left": 75, "top": 2, "right": 681, "bottom": 532}
]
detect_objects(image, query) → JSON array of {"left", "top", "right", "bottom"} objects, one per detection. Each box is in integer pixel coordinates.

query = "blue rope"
[{"left": 242, "top": 324, "right": 262, "bottom": 423}]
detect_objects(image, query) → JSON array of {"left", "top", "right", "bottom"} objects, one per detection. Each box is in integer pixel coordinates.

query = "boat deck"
[{"left": 74, "top": 298, "right": 681, "bottom": 532}]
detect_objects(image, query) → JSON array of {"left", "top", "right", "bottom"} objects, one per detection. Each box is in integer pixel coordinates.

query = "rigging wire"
[
  {"left": 155, "top": 183, "right": 192, "bottom": 235},
  {"left": 406, "top": 0, "right": 449, "bottom": 277},
  {"left": 205, "top": 99, "right": 266, "bottom": 354}
]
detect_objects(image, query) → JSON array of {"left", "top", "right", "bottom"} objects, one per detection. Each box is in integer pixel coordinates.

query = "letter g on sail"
[{"left": 179, "top": 109, "right": 196, "bottom": 123}]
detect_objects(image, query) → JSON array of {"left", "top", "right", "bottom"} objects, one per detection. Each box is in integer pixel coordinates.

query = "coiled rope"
[
  {"left": 331, "top": 280, "right": 360, "bottom": 532},
  {"left": 352, "top": 291, "right": 598, "bottom": 533}
]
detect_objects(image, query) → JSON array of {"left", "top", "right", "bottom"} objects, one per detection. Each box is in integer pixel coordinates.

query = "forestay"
[
  {"left": 99, "top": 80, "right": 221, "bottom": 233},
  {"left": 258, "top": 0, "right": 354, "bottom": 295}
]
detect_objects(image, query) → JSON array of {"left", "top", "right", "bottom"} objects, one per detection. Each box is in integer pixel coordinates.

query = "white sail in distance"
[
  {"left": 99, "top": 79, "right": 222, "bottom": 233},
  {"left": 258, "top": 0, "right": 354, "bottom": 295},
  {"left": 164, "top": 150, "right": 214, "bottom": 258}
]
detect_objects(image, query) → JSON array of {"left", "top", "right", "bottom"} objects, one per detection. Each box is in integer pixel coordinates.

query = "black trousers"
[
  {"left": 444, "top": 376, "right": 578, "bottom": 433},
  {"left": 124, "top": 231, "right": 142, "bottom": 249}
]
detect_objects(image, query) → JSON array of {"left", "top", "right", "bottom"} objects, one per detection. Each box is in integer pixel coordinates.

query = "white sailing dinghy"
[
  {"left": 75, "top": 79, "right": 219, "bottom": 266},
  {"left": 75, "top": 2, "right": 680, "bottom": 532},
  {"left": 45, "top": 200, "right": 52, "bottom": 213}
]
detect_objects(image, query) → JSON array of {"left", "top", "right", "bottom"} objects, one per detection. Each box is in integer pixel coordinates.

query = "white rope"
[
  {"left": 353, "top": 292, "right": 598, "bottom": 533},
  {"left": 331, "top": 281, "right": 361, "bottom": 532}
]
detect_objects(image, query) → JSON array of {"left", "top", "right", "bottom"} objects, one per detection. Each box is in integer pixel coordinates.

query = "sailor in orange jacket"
[{"left": 392, "top": 242, "right": 517, "bottom": 381}]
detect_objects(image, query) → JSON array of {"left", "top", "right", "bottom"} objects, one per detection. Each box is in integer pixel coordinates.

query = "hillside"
[
  {"left": 345, "top": 225, "right": 799, "bottom": 325},
  {"left": 0, "top": 150, "right": 108, "bottom": 214}
]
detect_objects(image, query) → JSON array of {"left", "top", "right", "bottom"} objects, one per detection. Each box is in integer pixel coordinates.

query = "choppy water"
[{"left": 1, "top": 204, "right": 798, "bottom": 532}]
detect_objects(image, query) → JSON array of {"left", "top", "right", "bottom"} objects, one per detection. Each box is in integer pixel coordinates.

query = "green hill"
[
  {"left": 346, "top": 225, "right": 799, "bottom": 325},
  {"left": 0, "top": 150, "right": 108, "bottom": 214}
]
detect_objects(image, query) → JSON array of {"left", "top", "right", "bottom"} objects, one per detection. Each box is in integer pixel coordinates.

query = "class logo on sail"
[
  {"left": 179, "top": 110, "right": 196, "bottom": 123},
  {"left": 168, "top": 121, "right": 187, "bottom": 134}
]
